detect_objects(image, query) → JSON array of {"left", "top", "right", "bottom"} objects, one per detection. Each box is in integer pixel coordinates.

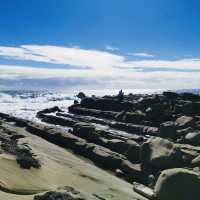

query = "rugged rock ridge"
[
  {"left": 36, "top": 91, "right": 200, "bottom": 199},
  {"left": 0, "top": 91, "right": 200, "bottom": 200}
]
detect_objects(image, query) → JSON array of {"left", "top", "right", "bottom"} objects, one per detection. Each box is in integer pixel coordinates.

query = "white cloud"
[
  {"left": 0, "top": 45, "right": 200, "bottom": 89},
  {"left": 0, "top": 64, "right": 200, "bottom": 90},
  {"left": 105, "top": 45, "right": 119, "bottom": 51},
  {"left": 128, "top": 52, "right": 155, "bottom": 58}
]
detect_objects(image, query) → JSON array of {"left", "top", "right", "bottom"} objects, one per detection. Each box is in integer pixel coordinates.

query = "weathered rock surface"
[
  {"left": 1, "top": 91, "right": 200, "bottom": 200},
  {"left": 140, "top": 137, "right": 183, "bottom": 171},
  {"left": 154, "top": 168, "right": 200, "bottom": 200},
  {"left": 185, "top": 131, "right": 200, "bottom": 146}
]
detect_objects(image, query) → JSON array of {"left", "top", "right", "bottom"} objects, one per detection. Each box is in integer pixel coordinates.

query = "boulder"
[
  {"left": 91, "top": 146, "right": 123, "bottom": 170},
  {"left": 120, "top": 160, "right": 146, "bottom": 183},
  {"left": 192, "top": 155, "right": 200, "bottom": 167},
  {"left": 122, "top": 111, "right": 146, "bottom": 124},
  {"left": 159, "top": 121, "right": 177, "bottom": 139},
  {"left": 175, "top": 115, "right": 195, "bottom": 128},
  {"left": 107, "top": 139, "right": 128, "bottom": 154},
  {"left": 143, "top": 126, "right": 159, "bottom": 136},
  {"left": 140, "top": 137, "right": 183, "bottom": 170},
  {"left": 73, "top": 122, "right": 95, "bottom": 139},
  {"left": 145, "top": 104, "right": 170, "bottom": 124},
  {"left": 176, "top": 127, "right": 193, "bottom": 137},
  {"left": 81, "top": 97, "right": 133, "bottom": 112},
  {"left": 37, "top": 106, "right": 62, "bottom": 116},
  {"left": 124, "top": 140, "right": 140, "bottom": 163},
  {"left": 182, "top": 102, "right": 200, "bottom": 115},
  {"left": 185, "top": 132, "right": 200, "bottom": 146},
  {"left": 109, "top": 122, "right": 145, "bottom": 134},
  {"left": 76, "top": 91, "right": 86, "bottom": 99},
  {"left": 154, "top": 168, "right": 200, "bottom": 200}
]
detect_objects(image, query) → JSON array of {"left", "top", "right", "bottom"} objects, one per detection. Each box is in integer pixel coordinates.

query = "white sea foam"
[{"left": 0, "top": 91, "right": 74, "bottom": 122}]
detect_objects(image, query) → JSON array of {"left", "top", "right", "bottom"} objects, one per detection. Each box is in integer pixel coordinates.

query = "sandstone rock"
[
  {"left": 107, "top": 139, "right": 128, "bottom": 154},
  {"left": 185, "top": 132, "right": 200, "bottom": 146},
  {"left": 91, "top": 146, "right": 123, "bottom": 170},
  {"left": 154, "top": 168, "right": 200, "bottom": 200},
  {"left": 140, "top": 137, "right": 183, "bottom": 170},
  {"left": 121, "top": 160, "right": 146, "bottom": 183},
  {"left": 175, "top": 115, "right": 194, "bottom": 128},
  {"left": 143, "top": 126, "right": 159, "bottom": 136},
  {"left": 133, "top": 182, "right": 154, "bottom": 200},
  {"left": 192, "top": 155, "right": 200, "bottom": 167}
]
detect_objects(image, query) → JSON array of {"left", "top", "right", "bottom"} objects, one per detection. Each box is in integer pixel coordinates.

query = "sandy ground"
[{"left": 0, "top": 123, "right": 148, "bottom": 200}]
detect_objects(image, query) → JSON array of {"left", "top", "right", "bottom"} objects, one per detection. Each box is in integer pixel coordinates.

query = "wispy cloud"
[
  {"left": 128, "top": 52, "right": 155, "bottom": 58},
  {"left": 105, "top": 45, "right": 119, "bottom": 51},
  {"left": 0, "top": 45, "right": 200, "bottom": 90}
]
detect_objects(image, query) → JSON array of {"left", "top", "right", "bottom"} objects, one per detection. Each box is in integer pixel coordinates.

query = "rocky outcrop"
[
  {"left": 154, "top": 168, "right": 200, "bottom": 200},
  {"left": 0, "top": 123, "right": 41, "bottom": 169},
  {"left": 1, "top": 90, "right": 200, "bottom": 200},
  {"left": 140, "top": 137, "right": 183, "bottom": 171},
  {"left": 33, "top": 189, "right": 86, "bottom": 200}
]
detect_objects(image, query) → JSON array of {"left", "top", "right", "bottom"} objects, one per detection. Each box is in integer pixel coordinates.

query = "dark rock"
[
  {"left": 110, "top": 122, "right": 144, "bottom": 135},
  {"left": 16, "top": 145, "right": 41, "bottom": 169},
  {"left": 124, "top": 140, "right": 140, "bottom": 163},
  {"left": 181, "top": 92, "right": 200, "bottom": 101},
  {"left": 176, "top": 127, "right": 193, "bottom": 138},
  {"left": 145, "top": 104, "right": 170, "bottom": 124},
  {"left": 37, "top": 106, "right": 62, "bottom": 116},
  {"left": 91, "top": 146, "right": 123, "bottom": 170},
  {"left": 73, "top": 122, "right": 96, "bottom": 139},
  {"left": 81, "top": 97, "right": 134, "bottom": 112},
  {"left": 154, "top": 168, "right": 200, "bottom": 200},
  {"left": 120, "top": 160, "right": 146, "bottom": 183},
  {"left": 76, "top": 92, "right": 86, "bottom": 99},
  {"left": 163, "top": 91, "right": 179, "bottom": 99},
  {"left": 182, "top": 102, "right": 200, "bottom": 115},
  {"left": 107, "top": 139, "right": 128, "bottom": 154},
  {"left": 41, "top": 115, "right": 76, "bottom": 127},
  {"left": 159, "top": 121, "right": 177, "bottom": 139},
  {"left": 122, "top": 111, "right": 146, "bottom": 124},
  {"left": 33, "top": 190, "right": 84, "bottom": 200}
]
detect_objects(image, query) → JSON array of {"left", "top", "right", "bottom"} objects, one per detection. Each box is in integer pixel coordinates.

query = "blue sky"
[{"left": 0, "top": 0, "right": 200, "bottom": 90}]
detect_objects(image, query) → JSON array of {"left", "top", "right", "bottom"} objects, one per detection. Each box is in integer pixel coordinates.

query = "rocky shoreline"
[{"left": 0, "top": 91, "right": 200, "bottom": 199}]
